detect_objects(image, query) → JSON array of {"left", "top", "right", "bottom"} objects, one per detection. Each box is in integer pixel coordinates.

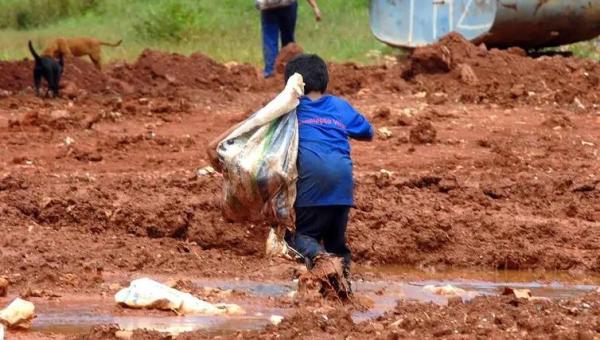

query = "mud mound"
[
  {"left": 62, "top": 57, "right": 112, "bottom": 93},
  {"left": 0, "top": 57, "right": 111, "bottom": 94},
  {"left": 402, "top": 32, "right": 600, "bottom": 105},
  {"left": 109, "top": 49, "right": 261, "bottom": 95},
  {"left": 275, "top": 43, "right": 304, "bottom": 74},
  {"left": 409, "top": 121, "right": 437, "bottom": 144},
  {"left": 328, "top": 63, "right": 392, "bottom": 96},
  {"left": 0, "top": 59, "right": 33, "bottom": 91}
]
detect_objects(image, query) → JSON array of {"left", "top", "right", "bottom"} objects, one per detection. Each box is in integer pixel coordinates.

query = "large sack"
[{"left": 217, "top": 74, "right": 304, "bottom": 226}]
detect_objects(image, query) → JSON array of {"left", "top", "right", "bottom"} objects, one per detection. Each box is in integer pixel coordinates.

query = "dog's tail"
[
  {"left": 28, "top": 40, "right": 41, "bottom": 62},
  {"left": 99, "top": 39, "right": 122, "bottom": 47}
]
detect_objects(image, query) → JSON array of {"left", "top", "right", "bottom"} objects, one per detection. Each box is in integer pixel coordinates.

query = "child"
[
  {"left": 207, "top": 54, "right": 373, "bottom": 295},
  {"left": 284, "top": 54, "right": 373, "bottom": 294}
]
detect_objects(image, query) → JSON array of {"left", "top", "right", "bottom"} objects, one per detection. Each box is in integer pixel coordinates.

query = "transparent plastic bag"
[{"left": 217, "top": 74, "right": 303, "bottom": 226}]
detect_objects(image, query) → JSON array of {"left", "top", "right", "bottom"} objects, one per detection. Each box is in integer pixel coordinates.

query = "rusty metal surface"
[
  {"left": 481, "top": 0, "right": 600, "bottom": 48},
  {"left": 369, "top": 0, "right": 600, "bottom": 49}
]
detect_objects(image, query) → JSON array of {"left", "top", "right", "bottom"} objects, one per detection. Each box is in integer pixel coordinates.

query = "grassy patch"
[
  {"left": 2, "top": 0, "right": 597, "bottom": 66},
  {"left": 0, "top": 0, "right": 387, "bottom": 66},
  {"left": 565, "top": 40, "right": 600, "bottom": 61}
]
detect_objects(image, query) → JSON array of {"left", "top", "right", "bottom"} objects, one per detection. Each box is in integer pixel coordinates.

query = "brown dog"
[{"left": 43, "top": 37, "right": 122, "bottom": 70}]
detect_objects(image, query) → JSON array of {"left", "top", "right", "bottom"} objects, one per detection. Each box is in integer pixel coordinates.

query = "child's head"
[{"left": 284, "top": 54, "right": 328, "bottom": 94}]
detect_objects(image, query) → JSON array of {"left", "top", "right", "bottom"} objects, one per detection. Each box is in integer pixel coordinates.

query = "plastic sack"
[
  {"left": 115, "top": 278, "right": 243, "bottom": 315},
  {"left": 217, "top": 73, "right": 304, "bottom": 226},
  {"left": 0, "top": 298, "right": 35, "bottom": 329}
]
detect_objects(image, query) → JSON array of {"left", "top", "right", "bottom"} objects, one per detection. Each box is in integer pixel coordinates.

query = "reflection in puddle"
[
  {"left": 28, "top": 271, "right": 599, "bottom": 336},
  {"left": 35, "top": 310, "right": 282, "bottom": 335}
]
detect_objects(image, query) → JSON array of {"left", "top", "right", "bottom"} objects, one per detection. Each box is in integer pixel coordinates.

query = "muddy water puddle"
[{"left": 21, "top": 271, "right": 600, "bottom": 336}]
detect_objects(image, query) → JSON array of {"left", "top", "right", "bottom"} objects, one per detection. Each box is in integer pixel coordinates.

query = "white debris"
[
  {"left": 573, "top": 97, "right": 586, "bottom": 110},
  {"left": 197, "top": 166, "right": 216, "bottom": 176},
  {"left": 0, "top": 298, "right": 35, "bottom": 329},
  {"left": 266, "top": 227, "right": 288, "bottom": 257},
  {"left": 64, "top": 136, "right": 75, "bottom": 146},
  {"left": 269, "top": 315, "right": 284, "bottom": 326},
  {"left": 581, "top": 140, "right": 595, "bottom": 147},
  {"left": 224, "top": 61, "right": 239, "bottom": 69},
  {"left": 379, "top": 169, "right": 393, "bottom": 178},
  {"left": 423, "top": 284, "right": 467, "bottom": 297},
  {"left": 115, "top": 278, "right": 243, "bottom": 315},
  {"left": 378, "top": 127, "right": 393, "bottom": 139}
]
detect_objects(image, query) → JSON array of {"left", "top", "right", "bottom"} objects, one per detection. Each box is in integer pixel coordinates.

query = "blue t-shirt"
[{"left": 295, "top": 95, "right": 373, "bottom": 207}]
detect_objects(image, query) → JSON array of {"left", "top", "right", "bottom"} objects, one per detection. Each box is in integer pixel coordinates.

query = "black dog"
[{"left": 28, "top": 40, "right": 63, "bottom": 98}]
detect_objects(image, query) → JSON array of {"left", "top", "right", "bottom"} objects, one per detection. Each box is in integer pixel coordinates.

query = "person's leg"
[
  {"left": 323, "top": 206, "right": 352, "bottom": 293},
  {"left": 323, "top": 206, "right": 351, "bottom": 267},
  {"left": 279, "top": 1, "right": 298, "bottom": 47},
  {"left": 261, "top": 9, "right": 280, "bottom": 78},
  {"left": 293, "top": 206, "right": 327, "bottom": 267}
]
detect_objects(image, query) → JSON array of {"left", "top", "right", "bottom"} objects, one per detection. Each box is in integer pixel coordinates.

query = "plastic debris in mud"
[
  {"left": 422, "top": 284, "right": 479, "bottom": 300},
  {"left": 265, "top": 227, "right": 289, "bottom": 257},
  {"left": 377, "top": 127, "right": 393, "bottom": 139},
  {"left": 197, "top": 166, "right": 216, "bottom": 176},
  {"left": 269, "top": 315, "right": 284, "bottom": 326},
  {"left": 0, "top": 298, "right": 35, "bottom": 329},
  {"left": 115, "top": 278, "right": 244, "bottom": 315}
]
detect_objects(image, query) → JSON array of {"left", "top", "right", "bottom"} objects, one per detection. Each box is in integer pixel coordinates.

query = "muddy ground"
[{"left": 1, "top": 34, "right": 599, "bottom": 338}]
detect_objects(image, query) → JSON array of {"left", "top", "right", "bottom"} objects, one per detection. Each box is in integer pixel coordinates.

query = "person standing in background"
[{"left": 257, "top": 0, "right": 321, "bottom": 78}]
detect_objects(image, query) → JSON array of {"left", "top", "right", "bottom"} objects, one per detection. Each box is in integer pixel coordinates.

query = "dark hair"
[{"left": 284, "top": 54, "right": 328, "bottom": 94}]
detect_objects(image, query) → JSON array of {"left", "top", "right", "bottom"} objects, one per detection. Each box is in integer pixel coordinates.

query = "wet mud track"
[
  {"left": 1, "top": 33, "right": 600, "bottom": 338},
  {"left": 2, "top": 272, "right": 598, "bottom": 339}
]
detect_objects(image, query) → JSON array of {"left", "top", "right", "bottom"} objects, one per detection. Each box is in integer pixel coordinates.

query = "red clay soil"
[
  {"left": 275, "top": 42, "right": 304, "bottom": 74},
  {"left": 250, "top": 292, "right": 600, "bottom": 339},
  {"left": 73, "top": 292, "right": 600, "bottom": 339},
  {"left": 1, "top": 33, "right": 600, "bottom": 299}
]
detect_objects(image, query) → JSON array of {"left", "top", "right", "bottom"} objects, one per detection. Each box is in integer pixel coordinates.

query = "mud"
[
  {"left": 274, "top": 43, "right": 304, "bottom": 75},
  {"left": 1, "top": 33, "right": 600, "bottom": 338},
  {"left": 3, "top": 275, "right": 597, "bottom": 339}
]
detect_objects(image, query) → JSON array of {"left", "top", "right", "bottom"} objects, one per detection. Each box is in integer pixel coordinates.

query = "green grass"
[
  {"left": 0, "top": 0, "right": 388, "bottom": 65},
  {"left": 562, "top": 40, "right": 600, "bottom": 61}
]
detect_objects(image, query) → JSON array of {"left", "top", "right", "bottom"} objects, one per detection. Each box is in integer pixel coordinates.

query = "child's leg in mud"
[
  {"left": 293, "top": 206, "right": 326, "bottom": 268},
  {"left": 322, "top": 206, "right": 352, "bottom": 291}
]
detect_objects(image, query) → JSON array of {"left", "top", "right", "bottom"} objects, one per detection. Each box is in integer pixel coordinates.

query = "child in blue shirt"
[
  {"left": 284, "top": 54, "right": 373, "bottom": 294},
  {"left": 207, "top": 54, "right": 373, "bottom": 296}
]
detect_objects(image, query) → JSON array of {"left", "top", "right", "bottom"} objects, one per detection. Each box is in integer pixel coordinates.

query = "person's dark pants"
[
  {"left": 292, "top": 206, "right": 352, "bottom": 269},
  {"left": 260, "top": 2, "right": 298, "bottom": 77}
]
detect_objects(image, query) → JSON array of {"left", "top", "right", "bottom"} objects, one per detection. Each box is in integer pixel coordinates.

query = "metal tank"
[{"left": 369, "top": 0, "right": 600, "bottom": 49}]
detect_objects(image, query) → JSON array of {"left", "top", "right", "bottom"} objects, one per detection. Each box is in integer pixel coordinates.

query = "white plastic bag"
[
  {"left": 0, "top": 298, "right": 35, "bottom": 329},
  {"left": 217, "top": 73, "right": 304, "bottom": 226},
  {"left": 115, "top": 278, "right": 243, "bottom": 315}
]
